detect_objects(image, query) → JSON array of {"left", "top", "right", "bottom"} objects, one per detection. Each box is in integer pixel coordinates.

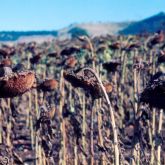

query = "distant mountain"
[
  {"left": 0, "top": 31, "right": 57, "bottom": 41},
  {"left": 0, "top": 12, "right": 165, "bottom": 42},
  {"left": 119, "top": 12, "right": 165, "bottom": 34},
  {"left": 0, "top": 22, "right": 132, "bottom": 41},
  {"left": 57, "top": 22, "right": 131, "bottom": 38}
]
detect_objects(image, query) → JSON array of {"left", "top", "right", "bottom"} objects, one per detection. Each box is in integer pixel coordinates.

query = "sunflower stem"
[
  {"left": 157, "top": 109, "right": 163, "bottom": 165},
  {"left": 81, "top": 67, "right": 119, "bottom": 165}
]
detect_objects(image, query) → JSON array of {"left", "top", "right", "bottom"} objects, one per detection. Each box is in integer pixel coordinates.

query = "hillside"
[
  {"left": 0, "top": 12, "right": 165, "bottom": 41},
  {"left": 57, "top": 22, "right": 131, "bottom": 38},
  {"left": 0, "top": 22, "right": 132, "bottom": 42},
  {"left": 0, "top": 31, "right": 57, "bottom": 41},
  {"left": 119, "top": 12, "right": 165, "bottom": 34}
]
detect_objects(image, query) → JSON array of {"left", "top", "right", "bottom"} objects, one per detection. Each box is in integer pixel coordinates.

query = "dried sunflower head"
[
  {"left": 109, "top": 42, "right": 121, "bottom": 50},
  {"left": 103, "top": 82, "right": 113, "bottom": 93},
  {"left": 0, "top": 46, "right": 15, "bottom": 58},
  {"left": 64, "top": 68, "right": 103, "bottom": 99},
  {"left": 60, "top": 46, "right": 80, "bottom": 56},
  {"left": 38, "top": 79, "right": 58, "bottom": 92},
  {"left": 140, "top": 71, "right": 165, "bottom": 109},
  {"left": 157, "top": 50, "right": 165, "bottom": 64},
  {"left": 0, "top": 59, "right": 12, "bottom": 67},
  {"left": 65, "top": 56, "right": 77, "bottom": 68},
  {"left": 30, "top": 53, "right": 42, "bottom": 64},
  {"left": 0, "top": 71, "right": 35, "bottom": 98},
  {"left": 47, "top": 51, "right": 58, "bottom": 57},
  {"left": 103, "top": 60, "right": 121, "bottom": 73},
  {"left": 148, "top": 31, "right": 164, "bottom": 47}
]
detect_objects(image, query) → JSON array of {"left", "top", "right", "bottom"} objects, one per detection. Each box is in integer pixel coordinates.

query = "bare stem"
[
  {"left": 90, "top": 101, "right": 95, "bottom": 165},
  {"left": 59, "top": 69, "right": 66, "bottom": 165},
  {"left": 81, "top": 67, "right": 119, "bottom": 165},
  {"left": 157, "top": 109, "right": 163, "bottom": 165},
  {"left": 151, "top": 108, "right": 156, "bottom": 165}
]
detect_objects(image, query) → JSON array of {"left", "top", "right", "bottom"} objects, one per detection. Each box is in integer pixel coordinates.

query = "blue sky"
[{"left": 0, "top": 0, "right": 165, "bottom": 31}]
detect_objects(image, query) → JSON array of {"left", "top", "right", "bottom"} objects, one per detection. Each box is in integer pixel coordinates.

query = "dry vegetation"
[{"left": 0, "top": 31, "right": 165, "bottom": 165}]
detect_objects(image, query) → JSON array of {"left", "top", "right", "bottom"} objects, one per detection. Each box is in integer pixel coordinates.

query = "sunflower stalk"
[
  {"left": 81, "top": 68, "right": 120, "bottom": 165},
  {"left": 98, "top": 99, "right": 106, "bottom": 165},
  {"left": 150, "top": 108, "right": 156, "bottom": 164},
  {"left": 81, "top": 93, "right": 87, "bottom": 165},
  {"left": 59, "top": 69, "right": 66, "bottom": 165},
  {"left": 157, "top": 109, "right": 163, "bottom": 165},
  {"left": 97, "top": 65, "right": 106, "bottom": 165},
  {"left": 90, "top": 100, "right": 95, "bottom": 165}
]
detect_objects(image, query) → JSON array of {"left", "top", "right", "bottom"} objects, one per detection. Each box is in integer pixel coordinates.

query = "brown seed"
[
  {"left": 65, "top": 56, "right": 77, "bottom": 68},
  {"left": 109, "top": 42, "right": 121, "bottom": 50},
  {"left": 0, "top": 71, "right": 35, "bottom": 98},
  {"left": 38, "top": 79, "right": 58, "bottom": 92},
  {"left": 103, "top": 83, "right": 113, "bottom": 93},
  {"left": 0, "top": 59, "right": 12, "bottom": 67}
]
